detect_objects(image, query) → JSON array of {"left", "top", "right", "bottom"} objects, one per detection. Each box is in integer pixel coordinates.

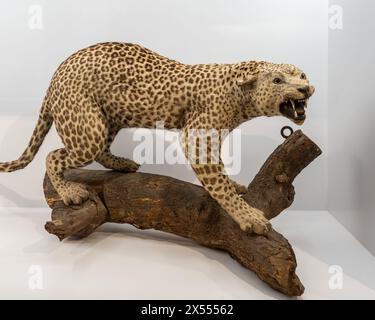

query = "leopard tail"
[{"left": 0, "top": 104, "right": 52, "bottom": 172}]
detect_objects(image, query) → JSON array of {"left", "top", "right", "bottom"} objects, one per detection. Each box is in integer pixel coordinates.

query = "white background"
[
  {"left": 1, "top": 0, "right": 375, "bottom": 300},
  {"left": 0, "top": 0, "right": 328, "bottom": 210},
  {"left": 329, "top": 0, "right": 375, "bottom": 255}
]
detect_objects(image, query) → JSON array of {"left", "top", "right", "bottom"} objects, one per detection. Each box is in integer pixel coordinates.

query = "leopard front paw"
[
  {"left": 232, "top": 181, "right": 248, "bottom": 195},
  {"left": 237, "top": 208, "right": 271, "bottom": 235}
]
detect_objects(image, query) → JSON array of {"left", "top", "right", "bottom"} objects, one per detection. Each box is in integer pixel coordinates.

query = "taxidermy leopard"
[{"left": 0, "top": 42, "right": 314, "bottom": 235}]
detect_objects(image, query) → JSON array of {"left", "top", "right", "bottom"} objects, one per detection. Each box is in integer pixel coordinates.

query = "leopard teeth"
[
  {"left": 290, "top": 99, "right": 298, "bottom": 117},
  {"left": 290, "top": 99, "right": 296, "bottom": 109}
]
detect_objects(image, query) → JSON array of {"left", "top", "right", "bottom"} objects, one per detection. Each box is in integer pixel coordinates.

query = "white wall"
[
  {"left": 0, "top": 0, "right": 328, "bottom": 209},
  {"left": 328, "top": 0, "right": 375, "bottom": 254}
]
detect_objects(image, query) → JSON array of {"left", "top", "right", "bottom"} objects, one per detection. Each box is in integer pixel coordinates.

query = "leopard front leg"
[
  {"left": 230, "top": 179, "right": 248, "bottom": 195},
  {"left": 192, "top": 163, "right": 270, "bottom": 234},
  {"left": 180, "top": 111, "right": 271, "bottom": 235}
]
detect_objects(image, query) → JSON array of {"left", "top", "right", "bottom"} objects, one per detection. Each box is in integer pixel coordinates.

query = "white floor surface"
[{"left": 0, "top": 208, "right": 375, "bottom": 300}]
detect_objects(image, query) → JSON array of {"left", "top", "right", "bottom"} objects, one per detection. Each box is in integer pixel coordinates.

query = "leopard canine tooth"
[{"left": 290, "top": 99, "right": 297, "bottom": 118}]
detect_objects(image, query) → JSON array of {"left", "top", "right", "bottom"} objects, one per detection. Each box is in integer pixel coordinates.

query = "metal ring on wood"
[{"left": 281, "top": 126, "right": 293, "bottom": 139}]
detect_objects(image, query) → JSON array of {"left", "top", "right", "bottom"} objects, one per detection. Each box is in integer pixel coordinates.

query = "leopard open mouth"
[{"left": 279, "top": 98, "right": 307, "bottom": 123}]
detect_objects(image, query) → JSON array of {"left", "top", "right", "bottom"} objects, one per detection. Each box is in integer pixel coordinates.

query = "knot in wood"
[{"left": 275, "top": 173, "right": 289, "bottom": 183}]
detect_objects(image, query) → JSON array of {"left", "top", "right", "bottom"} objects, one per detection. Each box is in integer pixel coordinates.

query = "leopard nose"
[
  {"left": 297, "top": 86, "right": 309, "bottom": 96},
  {"left": 309, "top": 85, "right": 315, "bottom": 95},
  {"left": 297, "top": 85, "right": 314, "bottom": 98}
]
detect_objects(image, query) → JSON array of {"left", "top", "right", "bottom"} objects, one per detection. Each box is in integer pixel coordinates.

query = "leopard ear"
[{"left": 237, "top": 75, "right": 257, "bottom": 92}]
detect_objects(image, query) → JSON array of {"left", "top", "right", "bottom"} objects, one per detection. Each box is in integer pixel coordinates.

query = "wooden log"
[{"left": 43, "top": 130, "right": 321, "bottom": 297}]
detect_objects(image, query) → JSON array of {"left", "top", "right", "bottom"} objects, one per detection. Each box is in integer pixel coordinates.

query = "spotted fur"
[{"left": 0, "top": 42, "right": 314, "bottom": 235}]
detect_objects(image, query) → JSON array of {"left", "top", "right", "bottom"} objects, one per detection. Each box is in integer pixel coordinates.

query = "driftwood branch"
[{"left": 43, "top": 130, "right": 321, "bottom": 297}]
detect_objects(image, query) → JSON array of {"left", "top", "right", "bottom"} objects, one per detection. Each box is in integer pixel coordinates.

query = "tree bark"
[{"left": 43, "top": 130, "right": 321, "bottom": 297}]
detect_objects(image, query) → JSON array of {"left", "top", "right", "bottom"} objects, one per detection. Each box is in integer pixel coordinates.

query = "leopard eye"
[
  {"left": 273, "top": 77, "right": 282, "bottom": 84},
  {"left": 300, "top": 73, "right": 306, "bottom": 80}
]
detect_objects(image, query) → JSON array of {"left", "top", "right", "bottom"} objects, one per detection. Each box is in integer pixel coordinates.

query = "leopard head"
[{"left": 237, "top": 62, "right": 315, "bottom": 125}]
